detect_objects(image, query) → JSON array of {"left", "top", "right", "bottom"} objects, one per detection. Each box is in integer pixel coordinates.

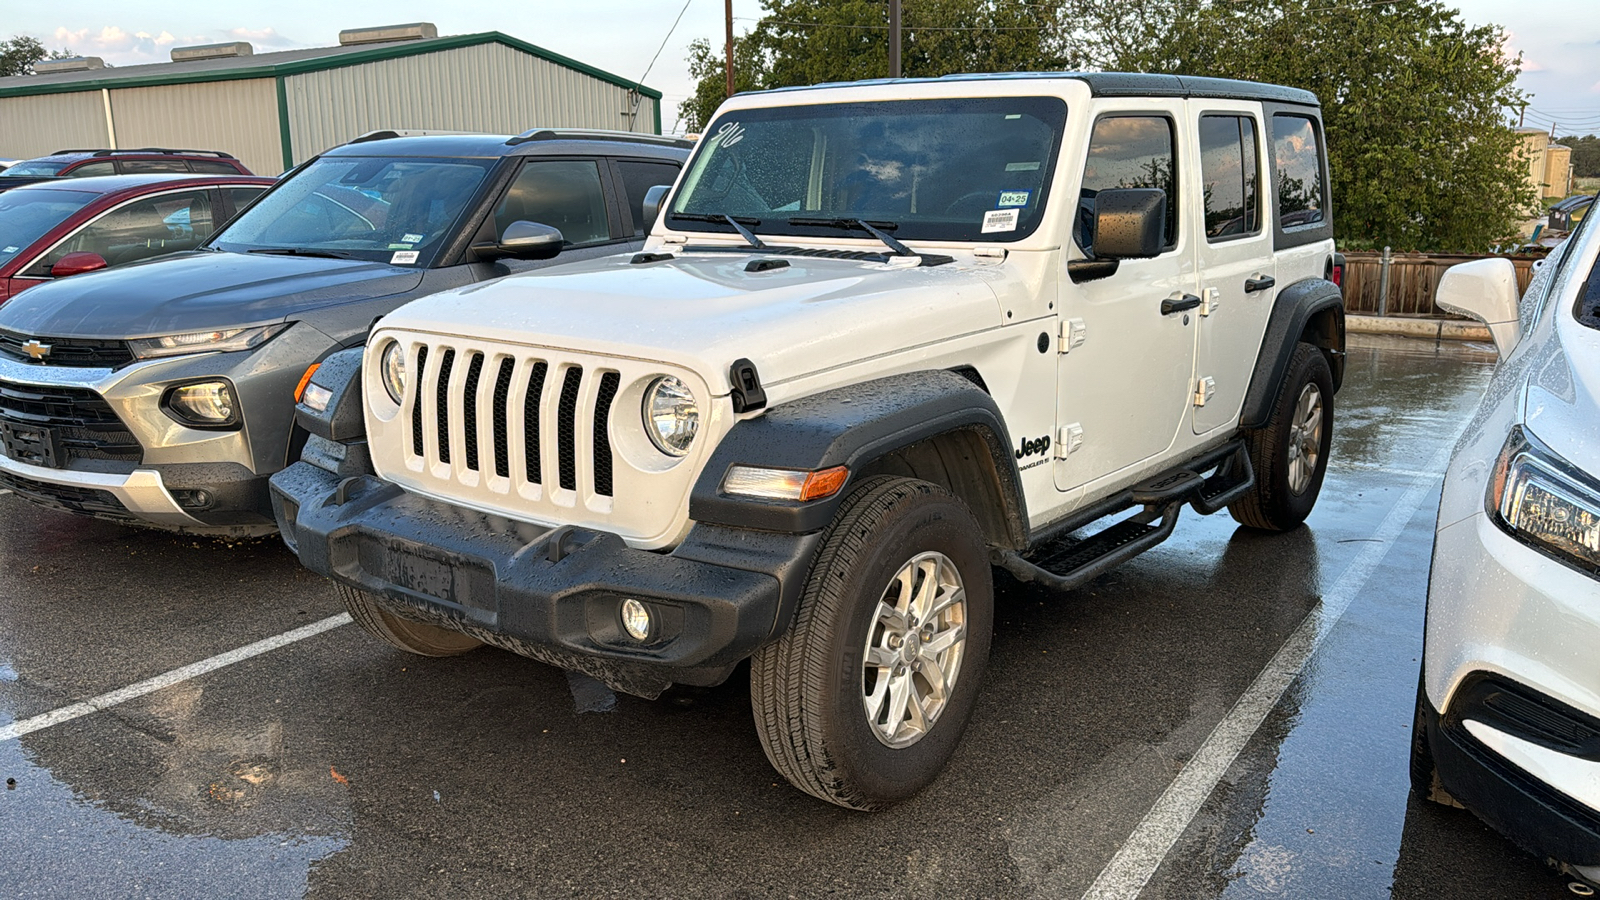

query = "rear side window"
[
  {"left": 1199, "top": 115, "right": 1261, "bottom": 241},
  {"left": 1271, "top": 115, "right": 1325, "bottom": 230},
  {"left": 190, "top": 160, "right": 241, "bottom": 174},
  {"left": 497, "top": 160, "right": 611, "bottom": 246},
  {"left": 67, "top": 162, "right": 115, "bottom": 177},
  {"left": 226, "top": 186, "right": 266, "bottom": 214},
  {"left": 1077, "top": 115, "right": 1178, "bottom": 253},
  {"left": 616, "top": 160, "right": 681, "bottom": 236}
]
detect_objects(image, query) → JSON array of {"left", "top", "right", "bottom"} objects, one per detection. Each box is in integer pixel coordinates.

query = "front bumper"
[
  {"left": 1426, "top": 511, "right": 1600, "bottom": 867},
  {"left": 271, "top": 460, "right": 809, "bottom": 697}
]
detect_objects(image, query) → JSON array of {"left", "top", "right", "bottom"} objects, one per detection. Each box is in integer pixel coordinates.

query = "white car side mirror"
[{"left": 1435, "top": 257, "right": 1521, "bottom": 359}]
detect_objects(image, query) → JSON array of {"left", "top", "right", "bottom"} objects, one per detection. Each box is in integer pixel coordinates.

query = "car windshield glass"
[
  {"left": 668, "top": 96, "right": 1067, "bottom": 244},
  {"left": 2, "top": 160, "right": 71, "bottom": 177},
  {"left": 0, "top": 188, "right": 93, "bottom": 265},
  {"left": 208, "top": 156, "right": 492, "bottom": 265}
]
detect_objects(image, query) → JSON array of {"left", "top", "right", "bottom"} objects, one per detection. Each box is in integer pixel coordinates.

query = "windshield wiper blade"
[
  {"left": 786, "top": 217, "right": 915, "bottom": 257},
  {"left": 670, "top": 213, "right": 765, "bottom": 249},
  {"left": 245, "top": 247, "right": 356, "bottom": 259}
]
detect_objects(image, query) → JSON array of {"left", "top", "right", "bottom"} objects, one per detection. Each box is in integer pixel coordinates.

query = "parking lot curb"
[{"left": 1346, "top": 314, "right": 1491, "bottom": 343}]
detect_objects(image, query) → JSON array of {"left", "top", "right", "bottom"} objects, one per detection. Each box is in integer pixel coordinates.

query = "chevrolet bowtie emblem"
[{"left": 21, "top": 340, "right": 50, "bottom": 360}]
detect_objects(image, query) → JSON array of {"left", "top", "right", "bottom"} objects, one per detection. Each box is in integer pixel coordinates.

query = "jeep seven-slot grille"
[
  {"left": 0, "top": 378, "right": 141, "bottom": 466},
  {"left": 404, "top": 343, "right": 617, "bottom": 501}
]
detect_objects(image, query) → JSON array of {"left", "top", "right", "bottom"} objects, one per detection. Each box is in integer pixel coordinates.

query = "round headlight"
[
  {"left": 644, "top": 376, "right": 698, "bottom": 457},
  {"left": 380, "top": 341, "right": 406, "bottom": 404}
]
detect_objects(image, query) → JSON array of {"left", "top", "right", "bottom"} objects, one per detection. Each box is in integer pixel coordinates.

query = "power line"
[
  {"left": 627, "top": 0, "right": 694, "bottom": 131},
  {"left": 736, "top": 17, "right": 1048, "bottom": 31}
]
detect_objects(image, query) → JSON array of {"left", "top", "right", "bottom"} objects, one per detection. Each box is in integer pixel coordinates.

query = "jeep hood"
[
  {"left": 379, "top": 252, "right": 1005, "bottom": 393},
  {"left": 0, "top": 251, "right": 425, "bottom": 339}
]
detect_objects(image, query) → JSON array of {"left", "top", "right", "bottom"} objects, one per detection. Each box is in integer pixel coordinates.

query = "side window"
[
  {"left": 1076, "top": 115, "right": 1178, "bottom": 254},
  {"left": 29, "top": 191, "right": 214, "bottom": 274},
  {"left": 67, "top": 162, "right": 115, "bottom": 177},
  {"left": 120, "top": 159, "right": 190, "bottom": 174},
  {"left": 1271, "top": 115, "right": 1326, "bottom": 229},
  {"left": 496, "top": 160, "right": 611, "bottom": 246},
  {"left": 1199, "top": 115, "right": 1261, "bottom": 241},
  {"left": 226, "top": 186, "right": 266, "bottom": 215},
  {"left": 190, "top": 160, "right": 241, "bottom": 175},
  {"left": 615, "top": 160, "right": 682, "bottom": 236}
]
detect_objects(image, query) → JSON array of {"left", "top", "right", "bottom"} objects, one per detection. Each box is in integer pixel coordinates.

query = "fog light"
[
  {"left": 620, "top": 598, "right": 652, "bottom": 641},
  {"left": 164, "top": 381, "right": 239, "bottom": 427}
]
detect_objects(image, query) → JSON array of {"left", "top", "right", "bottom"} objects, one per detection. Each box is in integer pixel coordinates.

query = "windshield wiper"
[
  {"left": 245, "top": 247, "right": 357, "bottom": 260},
  {"left": 670, "top": 213, "right": 765, "bottom": 249},
  {"left": 786, "top": 217, "right": 915, "bottom": 257}
]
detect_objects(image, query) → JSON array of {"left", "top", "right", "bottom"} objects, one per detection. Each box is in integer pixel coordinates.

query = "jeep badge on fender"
[{"left": 271, "top": 73, "right": 1343, "bottom": 811}]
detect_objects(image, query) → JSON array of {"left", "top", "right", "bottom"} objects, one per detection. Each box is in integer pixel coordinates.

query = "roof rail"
[
  {"left": 345, "top": 129, "right": 478, "bottom": 144},
  {"left": 505, "top": 128, "right": 694, "bottom": 148},
  {"left": 51, "top": 148, "right": 236, "bottom": 158}
]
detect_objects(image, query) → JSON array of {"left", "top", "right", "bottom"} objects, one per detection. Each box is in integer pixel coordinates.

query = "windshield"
[
  {"left": 208, "top": 156, "right": 492, "bottom": 265},
  {"left": 2, "top": 159, "right": 70, "bottom": 177},
  {"left": 668, "top": 96, "right": 1067, "bottom": 244},
  {"left": 0, "top": 188, "right": 93, "bottom": 265}
]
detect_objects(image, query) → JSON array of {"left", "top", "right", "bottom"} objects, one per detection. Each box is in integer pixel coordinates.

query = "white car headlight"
[
  {"left": 128, "top": 324, "right": 285, "bottom": 360},
  {"left": 1489, "top": 427, "right": 1600, "bottom": 574},
  {"left": 380, "top": 340, "right": 406, "bottom": 404},
  {"left": 643, "top": 375, "right": 698, "bottom": 457}
]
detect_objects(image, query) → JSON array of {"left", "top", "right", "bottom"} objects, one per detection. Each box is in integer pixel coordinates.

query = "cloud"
[
  {"left": 51, "top": 24, "right": 307, "bottom": 64},
  {"left": 227, "top": 27, "right": 299, "bottom": 49}
]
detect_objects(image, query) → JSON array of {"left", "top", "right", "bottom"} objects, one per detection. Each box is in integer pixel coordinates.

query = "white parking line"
[
  {"left": 0, "top": 613, "right": 351, "bottom": 744},
  {"left": 1080, "top": 443, "right": 1455, "bottom": 900}
]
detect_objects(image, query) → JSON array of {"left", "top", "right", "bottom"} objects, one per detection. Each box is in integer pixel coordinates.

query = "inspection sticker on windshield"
[
  {"left": 1, "top": 247, "right": 16, "bottom": 254},
  {"left": 390, "top": 250, "right": 419, "bottom": 265},
  {"left": 998, "top": 190, "right": 1030, "bottom": 208},
  {"left": 402, "top": 233, "right": 424, "bottom": 243},
  {"left": 982, "top": 208, "right": 1019, "bottom": 233},
  {"left": 1005, "top": 161, "right": 1040, "bottom": 172}
]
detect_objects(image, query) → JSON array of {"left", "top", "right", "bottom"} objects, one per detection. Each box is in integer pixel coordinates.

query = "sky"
[{"left": 7, "top": 1, "right": 1597, "bottom": 136}]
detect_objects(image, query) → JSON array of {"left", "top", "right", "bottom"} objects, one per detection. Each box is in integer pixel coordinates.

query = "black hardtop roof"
[
  {"left": 754, "top": 72, "right": 1319, "bottom": 107},
  {"left": 7, "top": 172, "right": 271, "bottom": 195},
  {"left": 322, "top": 130, "right": 692, "bottom": 161}
]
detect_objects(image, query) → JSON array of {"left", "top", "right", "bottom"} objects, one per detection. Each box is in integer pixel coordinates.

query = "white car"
[{"left": 1416, "top": 221, "right": 1600, "bottom": 887}]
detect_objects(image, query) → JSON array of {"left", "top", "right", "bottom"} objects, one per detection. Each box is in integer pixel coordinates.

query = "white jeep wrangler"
[{"left": 271, "top": 73, "right": 1345, "bottom": 810}]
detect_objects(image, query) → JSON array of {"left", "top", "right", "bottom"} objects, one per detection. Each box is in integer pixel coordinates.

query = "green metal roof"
[{"left": 0, "top": 31, "right": 661, "bottom": 100}]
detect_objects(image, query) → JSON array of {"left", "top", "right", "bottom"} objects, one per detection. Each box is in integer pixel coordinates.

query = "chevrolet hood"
[
  {"left": 0, "top": 251, "right": 425, "bottom": 339},
  {"left": 378, "top": 251, "right": 1005, "bottom": 393}
]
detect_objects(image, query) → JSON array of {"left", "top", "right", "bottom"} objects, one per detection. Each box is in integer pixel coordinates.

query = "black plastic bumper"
[
  {"left": 1426, "top": 680, "right": 1600, "bottom": 868},
  {"left": 270, "top": 461, "right": 819, "bottom": 697}
]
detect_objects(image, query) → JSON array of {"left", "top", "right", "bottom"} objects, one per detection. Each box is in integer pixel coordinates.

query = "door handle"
[
  {"left": 1244, "top": 275, "right": 1276, "bottom": 293},
  {"left": 1161, "top": 293, "right": 1203, "bottom": 315}
]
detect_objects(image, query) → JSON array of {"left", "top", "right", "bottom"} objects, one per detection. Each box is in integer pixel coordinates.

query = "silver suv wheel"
[{"left": 862, "top": 551, "right": 968, "bottom": 749}]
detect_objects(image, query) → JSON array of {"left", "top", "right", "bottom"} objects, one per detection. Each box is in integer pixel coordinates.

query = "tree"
[
  {"left": 0, "top": 35, "right": 70, "bottom": 77},
  {"left": 1081, "top": 0, "right": 1536, "bottom": 253},
  {"left": 679, "top": 0, "right": 1074, "bottom": 133},
  {"left": 1555, "top": 134, "right": 1600, "bottom": 180}
]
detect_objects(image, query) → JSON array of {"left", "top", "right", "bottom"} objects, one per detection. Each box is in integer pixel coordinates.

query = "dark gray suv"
[{"left": 0, "top": 129, "right": 690, "bottom": 535}]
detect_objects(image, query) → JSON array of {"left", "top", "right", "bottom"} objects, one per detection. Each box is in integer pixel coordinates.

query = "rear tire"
[
  {"left": 750, "top": 476, "right": 993, "bottom": 810},
  {"left": 337, "top": 584, "right": 483, "bottom": 657},
  {"left": 1230, "top": 342, "right": 1334, "bottom": 531}
]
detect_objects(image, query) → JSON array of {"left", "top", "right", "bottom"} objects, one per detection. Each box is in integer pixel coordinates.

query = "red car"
[
  {"left": 0, "top": 173, "right": 274, "bottom": 302},
  {"left": 0, "top": 148, "right": 254, "bottom": 180}
]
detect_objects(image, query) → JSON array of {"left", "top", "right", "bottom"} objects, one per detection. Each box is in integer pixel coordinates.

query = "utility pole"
[
  {"left": 725, "top": 0, "right": 736, "bottom": 98},
  {"left": 888, "top": 0, "right": 902, "bottom": 78}
]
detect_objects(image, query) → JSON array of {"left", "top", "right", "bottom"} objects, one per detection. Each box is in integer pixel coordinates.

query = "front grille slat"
[
  {"left": 491, "top": 358, "right": 513, "bottom": 479},
  {"left": 434, "top": 349, "right": 456, "bottom": 465},
  {"left": 524, "top": 361, "right": 547, "bottom": 486},
  {"left": 462, "top": 352, "right": 484, "bottom": 473},
  {"left": 410, "top": 345, "right": 428, "bottom": 458},
  {"left": 0, "top": 377, "right": 140, "bottom": 467},
  {"left": 556, "top": 367, "right": 583, "bottom": 491},
  {"left": 593, "top": 372, "right": 619, "bottom": 497},
  {"left": 0, "top": 329, "right": 134, "bottom": 368}
]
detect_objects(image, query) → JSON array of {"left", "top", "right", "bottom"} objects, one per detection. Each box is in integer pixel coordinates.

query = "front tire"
[
  {"left": 337, "top": 584, "right": 483, "bottom": 657},
  {"left": 1230, "top": 342, "right": 1334, "bottom": 531},
  {"left": 750, "top": 477, "right": 994, "bottom": 810}
]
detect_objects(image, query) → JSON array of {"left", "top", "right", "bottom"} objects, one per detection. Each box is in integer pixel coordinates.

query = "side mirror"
[
  {"left": 1436, "top": 257, "right": 1521, "bottom": 359},
  {"left": 474, "top": 220, "right": 564, "bottom": 262},
  {"left": 50, "top": 251, "right": 109, "bottom": 277},
  {"left": 640, "top": 185, "right": 671, "bottom": 234},
  {"left": 1091, "top": 189, "right": 1167, "bottom": 260}
]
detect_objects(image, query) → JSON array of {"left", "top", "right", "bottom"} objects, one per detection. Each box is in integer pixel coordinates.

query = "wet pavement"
[{"left": 0, "top": 333, "right": 1581, "bottom": 898}]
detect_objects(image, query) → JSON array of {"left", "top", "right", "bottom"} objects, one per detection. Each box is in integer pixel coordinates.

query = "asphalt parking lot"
[{"left": 0, "top": 333, "right": 1580, "bottom": 899}]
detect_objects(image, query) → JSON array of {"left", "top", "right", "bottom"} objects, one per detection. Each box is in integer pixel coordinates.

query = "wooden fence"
[{"left": 1341, "top": 250, "right": 1547, "bottom": 317}]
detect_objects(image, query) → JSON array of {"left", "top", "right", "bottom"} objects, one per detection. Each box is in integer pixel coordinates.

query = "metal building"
[{"left": 0, "top": 24, "right": 662, "bottom": 175}]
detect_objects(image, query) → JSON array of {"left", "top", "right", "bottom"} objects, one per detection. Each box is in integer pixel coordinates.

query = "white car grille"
[{"left": 366, "top": 332, "right": 717, "bottom": 549}]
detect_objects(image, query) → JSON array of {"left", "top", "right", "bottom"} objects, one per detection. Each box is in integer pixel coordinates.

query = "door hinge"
[
  {"left": 1058, "top": 318, "right": 1086, "bottom": 354},
  {"left": 1200, "top": 287, "right": 1220, "bottom": 317},
  {"left": 1193, "top": 376, "right": 1216, "bottom": 407},
  {"left": 1055, "top": 423, "right": 1084, "bottom": 458}
]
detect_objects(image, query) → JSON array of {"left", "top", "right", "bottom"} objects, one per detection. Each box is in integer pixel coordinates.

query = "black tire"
[
  {"left": 1230, "top": 342, "right": 1334, "bottom": 531},
  {"left": 750, "top": 476, "right": 994, "bottom": 811},
  {"left": 1409, "top": 673, "right": 1464, "bottom": 808},
  {"left": 337, "top": 584, "right": 482, "bottom": 657}
]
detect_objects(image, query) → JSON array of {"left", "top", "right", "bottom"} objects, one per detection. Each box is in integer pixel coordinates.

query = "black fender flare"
[
  {"left": 688, "top": 369, "right": 1029, "bottom": 547},
  {"left": 1239, "top": 277, "right": 1345, "bottom": 430}
]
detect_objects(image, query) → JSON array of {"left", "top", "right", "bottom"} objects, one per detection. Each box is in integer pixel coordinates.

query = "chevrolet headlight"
[
  {"left": 128, "top": 324, "right": 285, "bottom": 360},
  {"left": 379, "top": 340, "right": 406, "bottom": 404},
  {"left": 643, "top": 376, "right": 698, "bottom": 457},
  {"left": 1489, "top": 427, "right": 1600, "bottom": 575}
]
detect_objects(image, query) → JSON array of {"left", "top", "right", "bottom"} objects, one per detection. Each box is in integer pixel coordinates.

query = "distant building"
[
  {"left": 0, "top": 23, "right": 662, "bottom": 175},
  {"left": 1516, "top": 127, "right": 1574, "bottom": 200}
]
